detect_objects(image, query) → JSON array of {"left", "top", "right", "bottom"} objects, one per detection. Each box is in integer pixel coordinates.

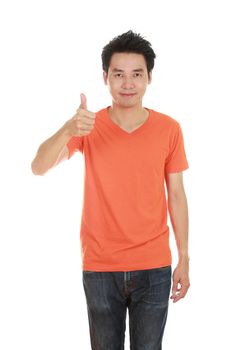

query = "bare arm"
[
  {"left": 31, "top": 93, "right": 96, "bottom": 176},
  {"left": 31, "top": 125, "right": 71, "bottom": 176},
  {"left": 165, "top": 171, "right": 190, "bottom": 303},
  {"left": 165, "top": 172, "right": 189, "bottom": 260}
]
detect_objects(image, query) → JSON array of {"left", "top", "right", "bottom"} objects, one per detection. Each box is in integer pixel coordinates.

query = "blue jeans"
[{"left": 82, "top": 265, "right": 172, "bottom": 350}]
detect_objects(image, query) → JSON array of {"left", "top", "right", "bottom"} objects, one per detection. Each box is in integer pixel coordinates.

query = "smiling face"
[{"left": 103, "top": 52, "right": 152, "bottom": 108}]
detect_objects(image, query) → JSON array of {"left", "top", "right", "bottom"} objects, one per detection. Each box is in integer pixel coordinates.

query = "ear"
[
  {"left": 148, "top": 71, "right": 152, "bottom": 84},
  {"left": 103, "top": 71, "right": 108, "bottom": 85}
]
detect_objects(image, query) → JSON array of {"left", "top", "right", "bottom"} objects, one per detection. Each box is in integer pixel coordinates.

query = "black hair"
[{"left": 101, "top": 30, "right": 156, "bottom": 78}]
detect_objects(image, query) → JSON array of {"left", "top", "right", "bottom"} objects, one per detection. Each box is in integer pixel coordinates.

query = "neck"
[{"left": 108, "top": 102, "right": 148, "bottom": 127}]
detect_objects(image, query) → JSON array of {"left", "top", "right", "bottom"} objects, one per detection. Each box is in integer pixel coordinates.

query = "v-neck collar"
[{"left": 104, "top": 106, "right": 153, "bottom": 136}]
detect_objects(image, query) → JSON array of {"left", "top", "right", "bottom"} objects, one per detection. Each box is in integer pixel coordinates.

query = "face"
[{"left": 103, "top": 52, "right": 152, "bottom": 108}]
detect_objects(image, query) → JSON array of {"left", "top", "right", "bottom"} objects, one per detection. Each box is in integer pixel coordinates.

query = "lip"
[{"left": 120, "top": 93, "right": 136, "bottom": 97}]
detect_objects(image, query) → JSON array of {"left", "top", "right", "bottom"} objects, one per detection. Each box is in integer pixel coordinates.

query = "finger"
[
  {"left": 171, "top": 287, "right": 182, "bottom": 302},
  {"left": 172, "top": 295, "right": 182, "bottom": 303},
  {"left": 80, "top": 93, "right": 87, "bottom": 110},
  {"left": 76, "top": 121, "right": 93, "bottom": 130},
  {"left": 172, "top": 291, "right": 184, "bottom": 303},
  {"left": 171, "top": 283, "right": 190, "bottom": 302},
  {"left": 170, "top": 286, "right": 181, "bottom": 297},
  {"left": 171, "top": 279, "right": 179, "bottom": 297},
  {"left": 75, "top": 108, "right": 96, "bottom": 120}
]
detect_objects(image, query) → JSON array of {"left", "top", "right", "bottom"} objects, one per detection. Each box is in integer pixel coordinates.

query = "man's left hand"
[{"left": 170, "top": 258, "right": 190, "bottom": 303}]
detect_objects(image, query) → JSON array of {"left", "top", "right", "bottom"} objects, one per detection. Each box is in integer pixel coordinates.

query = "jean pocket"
[{"left": 142, "top": 266, "right": 172, "bottom": 306}]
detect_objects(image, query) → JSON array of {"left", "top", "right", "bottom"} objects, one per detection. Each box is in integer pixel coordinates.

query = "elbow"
[
  {"left": 31, "top": 160, "right": 47, "bottom": 176},
  {"left": 167, "top": 189, "right": 187, "bottom": 203}
]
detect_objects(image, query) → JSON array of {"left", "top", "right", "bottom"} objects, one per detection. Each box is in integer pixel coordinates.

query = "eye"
[
  {"left": 114, "top": 73, "right": 123, "bottom": 78},
  {"left": 133, "top": 73, "right": 142, "bottom": 77}
]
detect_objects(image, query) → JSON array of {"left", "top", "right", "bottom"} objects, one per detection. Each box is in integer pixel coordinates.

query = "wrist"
[
  {"left": 61, "top": 121, "right": 72, "bottom": 140},
  {"left": 178, "top": 253, "right": 190, "bottom": 262}
]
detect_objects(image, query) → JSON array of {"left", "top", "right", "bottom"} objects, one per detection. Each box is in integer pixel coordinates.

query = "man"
[{"left": 31, "top": 30, "right": 190, "bottom": 350}]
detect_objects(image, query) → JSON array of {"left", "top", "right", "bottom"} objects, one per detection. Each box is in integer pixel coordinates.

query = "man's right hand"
[{"left": 65, "top": 93, "right": 96, "bottom": 137}]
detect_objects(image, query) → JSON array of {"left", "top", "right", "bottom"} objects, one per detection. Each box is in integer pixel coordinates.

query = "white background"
[{"left": 0, "top": 0, "right": 240, "bottom": 349}]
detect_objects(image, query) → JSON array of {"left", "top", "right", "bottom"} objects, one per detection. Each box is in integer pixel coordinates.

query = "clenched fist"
[{"left": 65, "top": 93, "right": 96, "bottom": 137}]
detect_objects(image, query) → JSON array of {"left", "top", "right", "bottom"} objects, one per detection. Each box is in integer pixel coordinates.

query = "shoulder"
[
  {"left": 150, "top": 109, "right": 180, "bottom": 130},
  {"left": 95, "top": 106, "right": 108, "bottom": 116}
]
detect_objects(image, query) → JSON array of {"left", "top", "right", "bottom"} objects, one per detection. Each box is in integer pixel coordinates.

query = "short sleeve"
[
  {"left": 66, "top": 136, "right": 84, "bottom": 159},
  {"left": 165, "top": 122, "right": 189, "bottom": 173}
]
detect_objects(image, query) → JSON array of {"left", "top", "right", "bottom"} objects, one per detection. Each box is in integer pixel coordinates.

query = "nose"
[{"left": 122, "top": 76, "right": 135, "bottom": 89}]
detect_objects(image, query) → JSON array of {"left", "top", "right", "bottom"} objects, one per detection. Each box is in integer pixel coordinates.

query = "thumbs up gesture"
[
  {"left": 79, "top": 92, "right": 87, "bottom": 110},
  {"left": 65, "top": 93, "right": 96, "bottom": 137}
]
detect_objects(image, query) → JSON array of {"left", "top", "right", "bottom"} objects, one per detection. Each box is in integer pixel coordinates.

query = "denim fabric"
[{"left": 82, "top": 265, "right": 172, "bottom": 350}]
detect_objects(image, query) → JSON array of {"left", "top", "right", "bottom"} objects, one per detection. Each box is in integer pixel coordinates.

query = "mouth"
[{"left": 120, "top": 93, "right": 137, "bottom": 97}]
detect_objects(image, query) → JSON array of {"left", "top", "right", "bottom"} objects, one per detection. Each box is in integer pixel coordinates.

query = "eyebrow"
[{"left": 112, "top": 68, "right": 144, "bottom": 73}]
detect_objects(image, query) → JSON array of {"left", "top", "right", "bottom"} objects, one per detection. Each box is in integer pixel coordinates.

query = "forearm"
[
  {"left": 167, "top": 191, "right": 189, "bottom": 262},
  {"left": 31, "top": 123, "right": 70, "bottom": 176}
]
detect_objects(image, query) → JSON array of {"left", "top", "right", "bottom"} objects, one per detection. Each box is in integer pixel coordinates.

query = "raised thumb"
[{"left": 80, "top": 93, "right": 87, "bottom": 110}]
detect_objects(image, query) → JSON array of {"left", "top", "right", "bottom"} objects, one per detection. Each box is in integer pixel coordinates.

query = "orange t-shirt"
[{"left": 67, "top": 106, "right": 189, "bottom": 272}]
